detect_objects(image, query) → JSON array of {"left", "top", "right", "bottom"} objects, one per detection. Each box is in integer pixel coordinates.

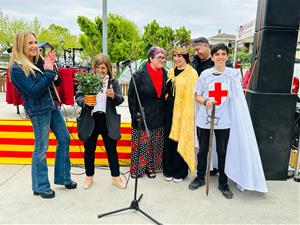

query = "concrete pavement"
[
  {"left": 0, "top": 92, "right": 299, "bottom": 225},
  {"left": 0, "top": 164, "right": 299, "bottom": 224}
]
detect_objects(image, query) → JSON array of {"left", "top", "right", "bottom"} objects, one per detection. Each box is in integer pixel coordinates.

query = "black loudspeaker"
[
  {"left": 250, "top": 29, "right": 298, "bottom": 93},
  {"left": 255, "top": 0, "right": 300, "bottom": 31},
  {"left": 246, "top": 90, "right": 297, "bottom": 180}
]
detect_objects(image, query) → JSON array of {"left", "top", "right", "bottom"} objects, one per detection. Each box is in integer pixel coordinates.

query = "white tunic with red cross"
[{"left": 195, "top": 67, "right": 237, "bottom": 129}]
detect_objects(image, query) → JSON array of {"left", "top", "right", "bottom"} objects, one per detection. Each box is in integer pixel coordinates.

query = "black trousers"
[
  {"left": 163, "top": 116, "right": 188, "bottom": 179},
  {"left": 197, "top": 127, "right": 230, "bottom": 186},
  {"left": 84, "top": 112, "right": 120, "bottom": 177}
]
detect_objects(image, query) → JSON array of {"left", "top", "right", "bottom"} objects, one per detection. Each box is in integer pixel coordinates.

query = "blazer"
[
  {"left": 128, "top": 63, "right": 167, "bottom": 130},
  {"left": 75, "top": 78, "right": 124, "bottom": 140}
]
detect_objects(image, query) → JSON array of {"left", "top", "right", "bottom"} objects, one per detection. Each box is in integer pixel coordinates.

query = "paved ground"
[{"left": 0, "top": 92, "right": 299, "bottom": 225}]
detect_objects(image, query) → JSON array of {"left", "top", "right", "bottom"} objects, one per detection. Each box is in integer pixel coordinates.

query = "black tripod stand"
[{"left": 97, "top": 61, "right": 163, "bottom": 225}]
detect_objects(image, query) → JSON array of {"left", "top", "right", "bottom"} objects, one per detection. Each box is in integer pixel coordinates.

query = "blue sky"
[{"left": 1, "top": 0, "right": 258, "bottom": 38}]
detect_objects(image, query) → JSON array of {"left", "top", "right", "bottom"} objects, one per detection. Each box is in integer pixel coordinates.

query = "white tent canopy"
[{"left": 117, "top": 59, "right": 146, "bottom": 84}]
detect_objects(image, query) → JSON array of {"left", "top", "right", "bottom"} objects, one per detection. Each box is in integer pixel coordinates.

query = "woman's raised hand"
[
  {"left": 106, "top": 84, "right": 115, "bottom": 99},
  {"left": 44, "top": 50, "right": 56, "bottom": 71}
]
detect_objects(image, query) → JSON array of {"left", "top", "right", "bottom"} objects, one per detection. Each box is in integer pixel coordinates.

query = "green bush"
[
  {"left": 229, "top": 52, "right": 252, "bottom": 68},
  {"left": 75, "top": 72, "right": 103, "bottom": 95},
  {"left": 0, "top": 55, "right": 10, "bottom": 61}
]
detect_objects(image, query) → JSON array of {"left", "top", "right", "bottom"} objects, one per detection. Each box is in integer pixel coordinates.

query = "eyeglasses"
[{"left": 154, "top": 56, "right": 166, "bottom": 61}]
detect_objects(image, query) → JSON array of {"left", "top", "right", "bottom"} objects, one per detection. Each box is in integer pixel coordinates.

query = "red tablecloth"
[
  {"left": 56, "top": 68, "right": 87, "bottom": 105},
  {"left": 6, "top": 67, "right": 86, "bottom": 106},
  {"left": 6, "top": 68, "right": 23, "bottom": 106}
]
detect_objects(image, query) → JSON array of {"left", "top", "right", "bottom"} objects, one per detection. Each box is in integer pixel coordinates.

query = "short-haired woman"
[
  {"left": 128, "top": 46, "right": 168, "bottom": 178},
  {"left": 75, "top": 53, "right": 125, "bottom": 189}
]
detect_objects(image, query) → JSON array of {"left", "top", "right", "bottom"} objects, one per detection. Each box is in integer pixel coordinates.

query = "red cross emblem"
[{"left": 208, "top": 82, "right": 228, "bottom": 105}]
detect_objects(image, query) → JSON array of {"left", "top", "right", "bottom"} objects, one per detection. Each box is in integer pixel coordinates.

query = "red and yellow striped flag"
[{"left": 0, "top": 119, "right": 132, "bottom": 165}]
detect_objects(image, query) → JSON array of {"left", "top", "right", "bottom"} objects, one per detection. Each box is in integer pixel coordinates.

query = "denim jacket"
[{"left": 10, "top": 62, "right": 56, "bottom": 116}]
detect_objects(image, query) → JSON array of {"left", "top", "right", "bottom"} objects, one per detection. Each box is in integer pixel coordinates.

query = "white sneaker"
[
  {"left": 173, "top": 178, "right": 183, "bottom": 183},
  {"left": 164, "top": 177, "right": 173, "bottom": 182}
]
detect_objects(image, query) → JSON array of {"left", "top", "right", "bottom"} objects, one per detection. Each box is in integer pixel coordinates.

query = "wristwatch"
[{"left": 203, "top": 99, "right": 207, "bottom": 106}]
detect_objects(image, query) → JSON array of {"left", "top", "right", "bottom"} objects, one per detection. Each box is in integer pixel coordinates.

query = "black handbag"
[{"left": 76, "top": 107, "right": 94, "bottom": 142}]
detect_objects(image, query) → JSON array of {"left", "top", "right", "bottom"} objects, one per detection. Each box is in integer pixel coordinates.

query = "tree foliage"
[
  {"left": 0, "top": 10, "right": 195, "bottom": 65},
  {"left": 77, "top": 13, "right": 142, "bottom": 63},
  {"left": 174, "top": 26, "right": 191, "bottom": 43},
  {"left": 141, "top": 20, "right": 191, "bottom": 59},
  {"left": 228, "top": 52, "right": 252, "bottom": 68},
  {"left": 0, "top": 10, "right": 79, "bottom": 57},
  {"left": 0, "top": 10, "right": 34, "bottom": 51},
  {"left": 38, "top": 24, "right": 79, "bottom": 58}
]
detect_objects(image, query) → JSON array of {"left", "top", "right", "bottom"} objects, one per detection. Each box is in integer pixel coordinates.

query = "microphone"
[
  {"left": 7, "top": 47, "right": 12, "bottom": 53},
  {"left": 73, "top": 48, "right": 83, "bottom": 51},
  {"left": 64, "top": 48, "right": 71, "bottom": 53},
  {"left": 120, "top": 58, "right": 134, "bottom": 66}
]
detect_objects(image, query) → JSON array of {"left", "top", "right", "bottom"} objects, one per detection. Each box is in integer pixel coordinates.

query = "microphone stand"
[
  {"left": 71, "top": 48, "right": 84, "bottom": 68},
  {"left": 97, "top": 61, "right": 163, "bottom": 225},
  {"left": 63, "top": 48, "right": 71, "bottom": 67}
]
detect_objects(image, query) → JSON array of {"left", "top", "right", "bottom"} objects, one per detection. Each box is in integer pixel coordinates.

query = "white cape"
[{"left": 225, "top": 73, "right": 268, "bottom": 193}]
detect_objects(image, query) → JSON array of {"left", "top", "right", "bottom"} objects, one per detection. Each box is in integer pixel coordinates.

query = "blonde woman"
[
  {"left": 10, "top": 31, "right": 77, "bottom": 199},
  {"left": 75, "top": 54, "right": 125, "bottom": 189}
]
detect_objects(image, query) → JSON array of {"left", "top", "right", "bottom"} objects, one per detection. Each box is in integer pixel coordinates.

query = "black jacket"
[
  {"left": 128, "top": 63, "right": 167, "bottom": 130},
  {"left": 75, "top": 78, "right": 124, "bottom": 140},
  {"left": 192, "top": 56, "right": 233, "bottom": 76}
]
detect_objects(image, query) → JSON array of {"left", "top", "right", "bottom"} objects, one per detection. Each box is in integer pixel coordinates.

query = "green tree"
[
  {"left": 0, "top": 11, "right": 10, "bottom": 51},
  {"left": 77, "top": 16, "right": 100, "bottom": 58},
  {"left": 77, "top": 13, "right": 142, "bottom": 63},
  {"left": 38, "top": 24, "right": 79, "bottom": 59},
  {"left": 141, "top": 20, "right": 162, "bottom": 53},
  {"left": 141, "top": 20, "right": 191, "bottom": 59},
  {"left": 31, "top": 18, "right": 42, "bottom": 37},
  {"left": 174, "top": 26, "right": 191, "bottom": 43},
  {"left": 0, "top": 10, "right": 78, "bottom": 57},
  {"left": 0, "top": 10, "right": 37, "bottom": 51}
]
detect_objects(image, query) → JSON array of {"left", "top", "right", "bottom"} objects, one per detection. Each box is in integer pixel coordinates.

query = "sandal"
[
  {"left": 112, "top": 176, "right": 126, "bottom": 189},
  {"left": 83, "top": 176, "right": 93, "bottom": 189},
  {"left": 146, "top": 170, "right": 156, "bottom": 179},
  {"left": 131, "top": 173, "right": 142, "bottom": 179}
]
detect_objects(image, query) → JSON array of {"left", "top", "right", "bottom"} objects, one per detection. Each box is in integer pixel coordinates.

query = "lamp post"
[{"left": 102, "top": 0, "right": 107, "bottom": 54}]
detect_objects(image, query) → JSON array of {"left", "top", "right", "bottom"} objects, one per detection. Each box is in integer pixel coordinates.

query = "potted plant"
[{"left": 75, "top": 72, "right": 103, "bottom": 105}]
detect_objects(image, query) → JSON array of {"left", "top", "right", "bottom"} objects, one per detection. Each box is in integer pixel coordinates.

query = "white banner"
[{"left": 236, "top": 20, "right": 255, "bottom": 41}]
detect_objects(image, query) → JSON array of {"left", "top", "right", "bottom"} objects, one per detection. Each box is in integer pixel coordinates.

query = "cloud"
[{"left": 0, "top": 0, "right": 258, "bottom": 38}]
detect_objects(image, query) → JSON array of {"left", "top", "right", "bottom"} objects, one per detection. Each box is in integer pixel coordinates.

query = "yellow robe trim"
[{"left": 168, "top": 64, "right": 198, "bottom": 175}]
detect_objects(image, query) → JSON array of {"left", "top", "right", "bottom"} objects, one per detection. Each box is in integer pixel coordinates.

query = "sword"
[{"left": 206, "top": 103, "right": 215, "bottom": 196}]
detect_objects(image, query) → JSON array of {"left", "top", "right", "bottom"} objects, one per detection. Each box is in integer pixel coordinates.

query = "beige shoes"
[
  {"left": 112, "top": 176, "right": 126, "bottom": 189},
  {"left": 83, "top": 176, "right": 93, "bottom": 189},
  {"left": 83, "top": 175, "right": 125, "bottom": 189}
]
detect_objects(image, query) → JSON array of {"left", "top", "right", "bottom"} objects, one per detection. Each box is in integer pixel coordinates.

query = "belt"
[{"left": 94, "top": 111, "right": 105, "bottom": 115}]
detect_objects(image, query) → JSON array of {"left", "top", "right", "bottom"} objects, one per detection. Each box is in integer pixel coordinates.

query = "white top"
[
  {"left": 194, "top": 66, "right": 268, "bottom": 192},
  {"left": 195, "top": 67, "right": 239, "bottom": 129},
  {"left": 92, "top": 75, "right": 109, "bottom": 114}
]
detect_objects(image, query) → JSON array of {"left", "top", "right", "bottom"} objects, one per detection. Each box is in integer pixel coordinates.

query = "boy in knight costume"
[{"left": 189, "top": 43, "right": 268, "bottom": 199}]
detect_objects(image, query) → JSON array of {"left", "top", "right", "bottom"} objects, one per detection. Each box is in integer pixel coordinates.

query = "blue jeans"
[{"left": 29, "top": 106, "right": 71, "bottom": 193}]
